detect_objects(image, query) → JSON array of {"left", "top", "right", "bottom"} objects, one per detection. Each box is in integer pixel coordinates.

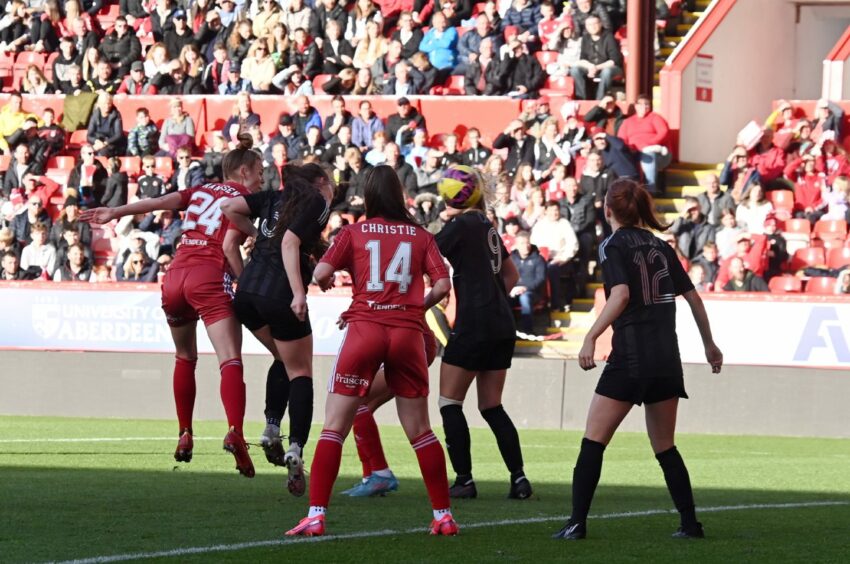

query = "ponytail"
[
  {"left": 222, "top": 133, "right": 261, "bottom": 180},
  {"left": 605, "top": 179, "right": 670, "bottom": 232},
  {"left": 271, "top": 162, "right": 332, "bottom": 241}
]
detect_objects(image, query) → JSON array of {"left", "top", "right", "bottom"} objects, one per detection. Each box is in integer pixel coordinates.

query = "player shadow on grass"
[{"left": 3, "top": 465, "right": 850, "bottom": 564}]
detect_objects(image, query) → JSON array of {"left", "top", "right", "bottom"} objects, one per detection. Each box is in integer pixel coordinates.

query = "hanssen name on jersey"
[{"left": 359, "top": 223, "right": 419, "bottom": 236}]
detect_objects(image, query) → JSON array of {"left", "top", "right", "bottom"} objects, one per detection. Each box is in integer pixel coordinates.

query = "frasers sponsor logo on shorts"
[
  {"left": 31, "top": 297, "right": 169, "bottom": 344},
  {"left": 334, "top": 373, "right": 370, "bottom": 388},
  {"left": 366, "top": 300, "right": 407, "bottom": 311}
]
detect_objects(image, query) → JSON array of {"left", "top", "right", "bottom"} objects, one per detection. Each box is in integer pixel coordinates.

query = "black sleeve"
[
  {"left": 244, "top": 190, "right": 275, "bottom": 218},
  {"left": 435, "top": 218, "right": 461, "bottom": 259},
  {"left": 600, "top": 240, "right": 628, "bottom": 288},
  {"left": 288, "top": 194, "right": 328, "bottom": 242},
  {"left": 664, "top": 243, "right": 695, "bottom": 296}
]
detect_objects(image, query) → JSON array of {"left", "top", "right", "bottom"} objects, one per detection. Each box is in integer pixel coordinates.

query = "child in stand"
[{"left": 127, "top": 108, "right": 160, "bottom": 157}]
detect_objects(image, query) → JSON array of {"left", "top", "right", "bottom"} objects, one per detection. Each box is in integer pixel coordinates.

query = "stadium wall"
[{"left": 2, "top": 351, "right": 848, "bottom": 438}]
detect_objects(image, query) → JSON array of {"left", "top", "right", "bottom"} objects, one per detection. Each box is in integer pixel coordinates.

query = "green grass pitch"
[{"left": 2, "top": 416, "right": 849, "bottom": 563}]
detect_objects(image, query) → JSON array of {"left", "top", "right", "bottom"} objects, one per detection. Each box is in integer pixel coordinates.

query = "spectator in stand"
[
  {"left": 534, "top": 117, "right": 569, "bottom": 181},
  {"left": 579, "top": 150, "right": 616, "bottom": 209},
  {"left": 763, "top": 214, "right": 787, "bottom": 281},
  {"left": 414, "top": 149, "right": 446, "bottom": 195},
  {"left": 21, "top": 66, "right": 50, "bottom": 95},
  {"left": 352, "top": 19, "right": 389, "bottom": 71},
  {"left": 384, "top": 141, "right": 418, "bottom": 198},
  {"left": 180, "top": 44, "right": 206, "bottom": 82},
  {"left": 203, "top": 42, "right": 233, "bottom": 93},
  {"left": 544, "top": 18, "right": 582, "bottom": 79},
  {"left": 713, "top": 209, "right": 742, "bottom": 259},
  {"left": 201, "top": 133, "right": 227, "bottom": 182},
  {"left": 322, "top": 96, "right": 352, "bottom": 144},
  {"left": 86, "top": 59, "right": 119, "bottom": 94},
  {"left": 723, "top": 256, "right": 768, "bottom": 292},
  {"left": 543, "top": 161, "right": 569, "bottom": 200},
  {"left": 371, "top": 39, "right": 404, "bottom": 90},
  {"left": 290, "top": 95, "right": 322, "bottom": 141},
  {"left": 561, "top": 177, "right": 596, "bottom": 284},
  {"left": 169, "top": 146, "right": 205, "bottom": 193},
  {"left": 420, "top": 12, "right": 459, "bottom": 74},
  {"left": 590, "top": 127, "right": 639, "bottom": 180},
  {"left": 289, "top": 27, "right": 323, "bottom": 78},
  {"left": 413, "top": 192, "right": 444, "bottom": 233},
  {"left": 493, "top": 176, "right": 521, "bottom": 221},
  {"left": 502, "top": 216, "right": 521, "bottom": 250},
  {"left": 277, "top": 68, "right": 314, "bottom": 95},
  {"left": 100, "top": 16, "right": 142, "bottom": 78},
  {"left": 693, "top": 241, "right": 720, "bottom": 288},
  {"left": 140, "top": 209, "right": 182, "bottom": 256},
  {"left": 151, "top": 59, "right": 204, "bottom": 95},
  {"left": 584, "top": 94, "right": 625, "bottom": 136},
  {"left": 670, "top": 196, "right": 717, "bottom": 262},
  {"left": 120, "top": 250, "right": 159, "bottom": 282},
  {"left": 150, "top": 0, "right": 177, "bottom": 41},
  {"left": 499, "top": 38, "right": 544, "bottom": 99},
  {"left": 511, "top": 163, "right": 537, "bottom": 209},
  {"left": 86, "top": 93, "right": 125, "bottom": 158},
  {"left": 11, "top": 195, "right": 50, "bottom": 245},
  {"left": 343, "top": 147, "right": 370, "bottom": 217},
  {"left": 785, "top": 152, "right": 827, "bottom": 224},
  {"left": 138, "top": 156, "right": 167, "bottom": 199},
  {"left": 165, "top": 10, "right": 196, "bottom": 59},
  {"left": 31, "top": 0, "right": 62, "bottom": 53},
  {"left": 823, "top": 176, "right": 850, "bottom": 222},
  {"left": 53, "top": 243, "right": 92, "bottom": 282},
  {"left": 0, "top": 93, "right": 37, "bottom": 155},
  {"left": 0, "top": 1, "right": 31, "bottom": 53},
  {"left": 697, "top": 173, "right": 735, "bottom": 227},
  {"left": 531, "top": 200, "right": 579, "bottom": 311},
  {"left": 293, "top": 125, "right": 327, "bottom": 161},
  {"left": 463, "top": 37, "right": 503, "bottom": 95},
  {"left": 1, "top": 250, "right": 39, "bottom": 279},
  {"left": 20, "top": 222, "right": 56, "bottom": 278},
  {"left": 127, "top": 108, "right": 160, "bottom": 158},
  {"left": 736, "top": 184, "right": 774, "bottom": 236},
  {"left": 254, "top": 0, "right": 283, "bottom": 38},
  {"left": 158, "top": 99, "right": 196, "bottom": 157},
  {"left": 189, "top": 0, "right": 214, "bottom": 31},
  {"left": 58, "top": 64, "right": 87, "bottom": 96},
  {"left": 49, "top": 197, "right": 91, "bottom": 248},
  {"left": 0, "top": 228, "right": 20, "bottom": 258},
  {"left": 119, "top": 0, "right": 147, "bottom": 26},
  {"left": 571, "top": 0, "right": 612, "bottom": 33},
  {"left": 617, "top": 95, "right": 671, "bottom": 194},
  {"left": 439, "top": 0, "right": 473, "bottom": 27},
  {"left": 687, "top": 264, "right": 708, "bottom": 292},
  {"left": 195, "top": 9, "right": 232, "bottom": 62},
  {"left": 749, "top": 128, "right": 786, "bottom": 188},
  {"left": 102, "top": 158, "right": 128, "bottom": 209},
  {"left": 812, "top": 98, "right": 845, "bottom": 142},
  {"left": 720, "top": 145, "right": 759, "bottom": 204},
  {"left": 365, "top": 131, "right": 389, "bottom": 166},
  {"left": 501, "top": 0, "right": 542, "bottom": 49},
  {"left": 455, "top": 13, "right": 502, "bottom": 76},
  {"left": 509, "top": 231, "right": 547, "bottom": 334},
  {"left": 321, "top": 67, "right": 357, "bottom": 94},
  {"left": 383, "top": 60, "right": 418, "bottom": 95},
  {"left": 346, "top": 0, "right": 384, "bottom": 47},
  {"left": 37, "top": 109, "right": 64, "bottom": 161},
  {"left": 442, "top": 133, "right": 464, "bottom": 165},
  {"left": 218, "top": 60, "right": 251, "bottom": 94},
  {"left": 462, "top": 128, "right": 492, "bottom": 168},
  {"left": 144, "top": 43, "right": 172, "bottom": 80},
  {"left": 262, "top": 142, "right": 287, "bottom": 191},
  {"left": 494, "top": 119, "right": 535, "bottom": 175},
  {"left": 241, "top": 40, "right": 277, "bottom": 93},
  {"left": 391, "top": 11, "right": 424, "bottom": 60},
  {"left": 385, "top": 97, "right": 426, "bottom": 145},
  {"left": 570, "top": 15, "right": 622, "bottom": 101},
  {"left": 222, "top": 92, "right": 260, "bottom": 143},
  {"left": 817, "top": 136, "right": 850, "bottom": 187},
  {"left": 537, "top": 1, "right": 566, "bottom": 47},
  {"left": 117, "top": 61, "right": 157, "bottom": 95},
  {"left": 68, "top": 145, "right": 108, "bottom": 208},
  {"left": 410, "top": 51, "right": 437, "bottom": 93},
  {"left": 52, "top": 37, "right": 81, "bottom": 93},
  {"left": 282, "top": 0, "right": 311, "bottom": 40},
  {"left": 309, "top": 0, "right": 349, "bottom": 49},
  {"left": 216, "top": 0, "right": 240, "bottom": 29},
  {"left": 266, "top": 114, "right": 299, "bottom": 161},
  {"left": 351, "top": 100, "right": 385, "bottom": 151},
  {"left": 5, "top": 118, "right": 46, "bottom": 174},
  {"left": 322, "top": 19, "right": 355, "bottom": 74}
]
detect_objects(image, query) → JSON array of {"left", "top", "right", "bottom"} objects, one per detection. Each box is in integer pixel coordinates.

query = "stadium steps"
[{"left": 654, "top": 3, "right": 708, "bottom": 86}]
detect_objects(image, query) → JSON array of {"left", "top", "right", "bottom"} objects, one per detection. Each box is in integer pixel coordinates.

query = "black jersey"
[
  {"left": 598, "top": 227, "right": 694, "bottom": 379},
  {"left": 436, "top": 211, "right": 515, "bottom": 340},
  {"left": 237, "top": 189, "right": 329, "bottom": 298}
]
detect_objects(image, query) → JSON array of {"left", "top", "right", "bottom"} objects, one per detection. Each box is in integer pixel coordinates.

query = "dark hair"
[
  {"left": 545, "top": 200, "right": 560, "bottom": 209},
  {"left": 364, "top": 166, "right": 418, "bottom": 226},
  {"left": 272, "top": 163, "right": 331, "bottom": 241},
  {"left": 136, "top": 107, "right": 150, "bottom": 116},
  {"left": 222, "top": 133, "right": 261, "bottom": 180},
  {"left": 637, "top": 94, "right": 652, "bottom": 104},
  {"left": 605, "top": 179, "right": 670, "bottom": 231}
]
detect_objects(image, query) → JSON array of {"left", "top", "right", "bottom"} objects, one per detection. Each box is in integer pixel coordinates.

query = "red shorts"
[
  {"left": 330, "top": 321, "right": 429, "bottom": 399},
  {"left": 161, "top": 265, "right": 234, "bottom": 327}
]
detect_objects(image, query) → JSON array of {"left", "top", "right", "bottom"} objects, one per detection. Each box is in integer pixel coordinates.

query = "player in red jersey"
[
  {"left": 285, "top": 165, "right": 458, "bottom": 537},
  {"left": 80, "top": 135, "right": 264, "bottom": 477}
]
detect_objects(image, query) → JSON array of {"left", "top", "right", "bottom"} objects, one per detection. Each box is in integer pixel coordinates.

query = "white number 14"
[{"left": 365, "top": 240, "right": 413, "bottom": 293}]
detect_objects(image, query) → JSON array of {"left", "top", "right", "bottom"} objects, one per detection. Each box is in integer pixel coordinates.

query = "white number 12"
[{"left": 365, "top": 240, "right": 413, "bottom": 293}]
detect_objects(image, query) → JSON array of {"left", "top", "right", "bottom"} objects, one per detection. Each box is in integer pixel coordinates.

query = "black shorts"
[
  {"left": 233, "top": 290, "right": 311, "bottom": 342},
  {"left": 442, "top": 334, "right": 515, "bottom": 372},
  {"left": 595, "top": 365, "right": 688, "bottom": 406}
]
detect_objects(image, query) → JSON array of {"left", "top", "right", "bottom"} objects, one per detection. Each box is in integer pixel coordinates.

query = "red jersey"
[
  {"left": 320, "top": 218, "right": 448, "bottom": 330},
  {"left": 170, "top": 182, "right": 251, "bottom": 272}
]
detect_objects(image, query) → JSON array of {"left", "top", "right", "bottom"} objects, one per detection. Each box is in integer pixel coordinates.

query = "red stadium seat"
[
  {"left": 537, "top": 246, "right": 550, "bottom": 261},
  {"left": 14, "top": 52, "right": 45, "bottom": 72},
  {"left": 535, "top": 51, "right": 559, "bottom": 67},
  {"left": 68, "top": 129, "right": 89, "bottom": 146},
  {"left": 503, "top": 25, "right": 518, "bottom": 41},
  {"left": 805, "top": 276, "right": 837, "bottom": 295},
  {"left": 47, "top": 156, "right": 76, "bottom": 170},
  {"left": 44, "top": 53, "right": 59, "bottom": 83},
  {"left": 768, "top": 275, "right": 802, "bottom": 293},
  {"left": 0, "top": 52, "right": 13, "bottom": 72},
  {"left": 154, "top": 156, "right": 173, "bottom": 177},
  {"left": 827, "top": 247, "right": 850, "bottom": 269},
  {"left": 311, "top": 74, "right": 333, "bottom": 93},
  {"left": 822, "top": 238, "right": 845, "bottom": 251},
  {"left": 456, "top": 27, "right": 471, "bottom": 37},
  {"left": 0, "top": 154, "right": 10, "bottom": 170},
  {"left": 472, "top": 2, "right": 487, "bottom": 16},
  {"left": 789, "top": 247, "right": 825, "bottom": 271},
  {"left": 118, "top": 156, "right": 141, "bottom": 177},
  {"left": 539, "top": 76, "right": 575, "bottom": 98},
  {"left": 783, "top": 218, "right": 811, "bottom": 238},
  {"left": 766, "top": 189, "right": 794, "bottom": 213},
  {"left": 813, "top": 219, "right": 847, "bottom": 241}
]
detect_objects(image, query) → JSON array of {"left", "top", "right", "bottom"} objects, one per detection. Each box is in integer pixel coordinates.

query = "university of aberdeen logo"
[{"left": 31, "top": 302, "right": 61, "bottom": 339}]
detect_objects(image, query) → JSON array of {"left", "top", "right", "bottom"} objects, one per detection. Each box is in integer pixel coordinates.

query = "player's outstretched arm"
[
  {"left": 578, "top": 284, "right": 629, "bottom": 371},
  {"left": 682, "top": 289, "right": 723, "bottom": 373},
  {"left": 79, "top": 193, "right": 185, "bottom": 225},
  {"left": 220, "top": 197, "right": 259, "bottom": 239}
]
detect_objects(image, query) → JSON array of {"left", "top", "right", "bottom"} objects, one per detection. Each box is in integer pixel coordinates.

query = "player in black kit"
[
  {"left": 435, "top": 168, "right": 533, "bottom": 500},
  {"left": 553, "top": 179, "right": 723, "bottom": 541},
  {"left": 220, "top": 163, "right": 332, "bottom": 496}
]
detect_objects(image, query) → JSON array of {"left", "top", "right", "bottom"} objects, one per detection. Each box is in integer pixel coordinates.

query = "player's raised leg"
[{"left": 170, "top": 323, "right": 198, "bottom": 463}]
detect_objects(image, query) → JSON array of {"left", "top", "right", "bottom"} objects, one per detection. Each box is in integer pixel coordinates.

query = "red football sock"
[
  {"left": 219, "top": 359, "right": 246, "bottom": 433},
  {"left": 309, "top": 429, "right": 346, "bottom": 508},
  {"left": 411, "top": 430, "right": 451, "bottom": 510},
  {"left": 353, "top": 405, "right": 388, "bottom": 476},
  {"left": 173, "top": 357, "right": 197, "bottom": 433}
]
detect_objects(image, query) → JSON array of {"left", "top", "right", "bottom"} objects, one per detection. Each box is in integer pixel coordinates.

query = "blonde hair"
[
  {"left": 231, "top": 91, "right": 252, "bottom": 117},
  {"left": 834, "top": 176, "right": 849, "bottom": 195},
  {"left": 0, "top": 227, "right": 13, "bottom": 245}
]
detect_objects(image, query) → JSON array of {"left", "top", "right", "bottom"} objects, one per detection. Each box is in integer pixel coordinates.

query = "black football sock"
[
  {"left": 287, "top": 376, "right": 313, "bottom": 450},
  {"left": 655, "top": 446, "right": 698, "bottom": 528},
  {"left": 440, "top": 404, "right": 472, "bottom": 480},
  {"left": 480, "top": 405, "right": 524, "bottom": 475},
  {"left": 571, "top": 438, "right": 606, "bottom": 523},
  {"left": 264, "top": 360, "right": 288, "bottom": 427}
]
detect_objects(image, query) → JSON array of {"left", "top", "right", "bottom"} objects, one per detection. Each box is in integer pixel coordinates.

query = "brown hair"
[
  {"left": 222, "top": 133, "right": 262, "bottom": 180},
  {"left": 605, "top": 179, "right": 670, "bottom": 231},
  {"left": 271, "top": 163, "right": 332, "bottom": 254}
]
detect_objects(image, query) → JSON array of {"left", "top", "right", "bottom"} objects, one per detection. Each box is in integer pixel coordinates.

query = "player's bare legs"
[
  {"left": 206, "top": 316, "right": 254, "bottom": 477},
  {"left": 169, "top": 323, "right": 199, "bottom": 463},
  {"left": 274, "top": 334, "right": 314, "bottom": 495},
  {"left": 646, "top": 398, "right": 703, "bottom": 538}
]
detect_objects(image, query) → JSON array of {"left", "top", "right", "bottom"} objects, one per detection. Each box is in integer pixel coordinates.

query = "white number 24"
[
  {"left": 182, "top": 192, "right": 224, "bottom": 236},
  {"left": 365, "top": 240, "right": 413, "bottom": 293}
]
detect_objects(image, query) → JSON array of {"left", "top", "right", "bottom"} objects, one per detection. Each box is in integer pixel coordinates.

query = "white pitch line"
[
  {"left": 50, "top": 500, "right": 849, "bottom": 564},
  {"left": 0, "top": 437, "right": 223, "bottom": 444}
]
